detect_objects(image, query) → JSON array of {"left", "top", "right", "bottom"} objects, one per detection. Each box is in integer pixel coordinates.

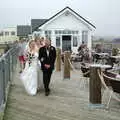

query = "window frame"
[
  {"left": 56, "top": 36, "right": 61, "bottom": 47},
  {"left": 11, "top": 31, "right": 15, "bottom": 36},
  {"left": 73, "top": 36, "right": 78, "bottom": 47},
  {"left": 82, "top": 31, "right": 88, "bottom": 44}
]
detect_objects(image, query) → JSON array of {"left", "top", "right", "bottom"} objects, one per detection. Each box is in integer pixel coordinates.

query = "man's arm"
[
  {"left": 51, "top": 47, "right": 56, "bottom": 65},
  {"left": 53, "top": 47, "right": 56, "bottom": 64},
  {"left": 38, "top": 47, "right": 46, "bottom": 69},
  {"left": 38, "top": 48, "right": 43, "bottom": 63}
]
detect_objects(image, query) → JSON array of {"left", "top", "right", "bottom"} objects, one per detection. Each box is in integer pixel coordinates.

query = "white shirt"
[{"left": 46, "top": 48, "right": 49, "bottom": 57}]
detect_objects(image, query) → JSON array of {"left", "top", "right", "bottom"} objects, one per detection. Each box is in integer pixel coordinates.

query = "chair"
[
  {"left": 97, "top": 70, "right": 120, "bottom": 109},
  {"left": 81, "top": 64, "right": 90, "bottom": 77},
  {"left": 80, "top": 63, "right": 90, "bottom": 90}
]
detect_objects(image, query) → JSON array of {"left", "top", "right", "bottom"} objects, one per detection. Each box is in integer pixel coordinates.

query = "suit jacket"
[{"left": 38, "top": 46, "right": 56, "bottom": 72}]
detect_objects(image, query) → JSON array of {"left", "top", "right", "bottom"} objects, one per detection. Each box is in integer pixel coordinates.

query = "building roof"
[
  {"left": 34, "top": 6, "right": 96, "bottom": 31},
  {"left": 31, "top": 19, "right": 48, "bottom": 32},
  {"left": 17, "top": 25, "right": 31, "bottom": 37}
]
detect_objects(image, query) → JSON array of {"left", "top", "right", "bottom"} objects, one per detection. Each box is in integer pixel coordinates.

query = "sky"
[{"left": 0, "top": 0, "right": 120, "bottom": 37}]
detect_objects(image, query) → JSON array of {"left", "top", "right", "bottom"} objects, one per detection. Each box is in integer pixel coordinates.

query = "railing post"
[
  {"left": 2, "top": 60, "right": 6, "bottom": 103},
  {"left": 63, "top": 51, "right": 71, "bottom": 79},
  {"left": 89, "top": 66, "right": 102, "bottom": 104},
  {"left": 0, "top": 62, "right": 4, "bottom": 106},
  {"left": 10, "top": 54, "right": 12, "bottom": 81},
  {"left": 8, "top": 52, "right": 11, "bottom": 82},
  {"left": 12, "top": 52, "right": 14, "bottom": 72},
  {"left": 56, "top": 48, "right": 61, "bottom": 71}
]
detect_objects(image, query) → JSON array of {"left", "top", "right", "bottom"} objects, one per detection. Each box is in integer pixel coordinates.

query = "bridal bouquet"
[{"left": 26, "top": 52, "right": 35, "bottom": 66}]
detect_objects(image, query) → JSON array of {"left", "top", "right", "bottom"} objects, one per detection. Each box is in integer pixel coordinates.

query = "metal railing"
[{"left": 0, "top": 45, "right": 18, "bottom": 110}]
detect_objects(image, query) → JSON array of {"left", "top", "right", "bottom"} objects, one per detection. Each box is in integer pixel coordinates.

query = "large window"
[
  {"left": 5, "top": 31, "right": 9, "bottom": 36},
  {"left": 82, "top": 31, "right": 88, "bottom": 44},
  {"left": 0, "top": 32, "right": 3, "bottom": 36},
  {"left": 55, "top": 30, "right": 78, "bottom": 35},
  {"left": 56, "top": 36, "right": 61, "bottom": 47},
  {"left": 73, "top": 36, "right": 78, "bottom": 47},
  {"left": 11, "top": 31, "right": 15, "bottom": 36},
  {"left": 45, "top": 30, "right": 51, "bottom": 40}
]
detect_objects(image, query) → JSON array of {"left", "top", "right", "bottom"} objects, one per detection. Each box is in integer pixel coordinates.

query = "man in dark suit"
[{"left": 38, "top": 39, "right": 56, "bottom": 96}]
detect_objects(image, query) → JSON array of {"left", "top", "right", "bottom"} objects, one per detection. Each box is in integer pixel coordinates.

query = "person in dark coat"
[{"left": 38, "top": 39, "right": 56, "bottom": 96}]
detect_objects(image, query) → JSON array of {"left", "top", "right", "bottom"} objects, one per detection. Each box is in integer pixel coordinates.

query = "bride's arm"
[{"left": 24, "top": 51, "right": 29, "bottom": 61}]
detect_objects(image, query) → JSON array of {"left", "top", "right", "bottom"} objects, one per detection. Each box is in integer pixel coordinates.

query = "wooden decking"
[{"left": 3, "top": 67, "right": 120, "bottom": 120}]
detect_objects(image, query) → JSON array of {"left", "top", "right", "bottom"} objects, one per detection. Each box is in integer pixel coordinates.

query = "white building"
[
  {"left": 33, "top": 7, "right": 96, "bottom": 53},
  {"left": 0, "top": 27, "right": 18, "bottom": 43}
]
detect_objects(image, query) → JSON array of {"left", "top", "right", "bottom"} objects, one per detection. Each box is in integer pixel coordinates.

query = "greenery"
[
  {"left": 0, "top": 112, "right": 4, "bottom": 120},
  {"left": 112, "top": 48, "right": 119, "bottom": 56}
]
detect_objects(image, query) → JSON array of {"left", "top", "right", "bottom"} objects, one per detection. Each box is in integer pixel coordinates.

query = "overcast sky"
[{"left": 0, "top": 0, "right": 120, "bottom": 37}]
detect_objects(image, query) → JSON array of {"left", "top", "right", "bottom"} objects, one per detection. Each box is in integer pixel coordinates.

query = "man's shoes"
[
  {"left": 48, "top": 88, "right": 51, "bottom": 92},
  {"left": 45, "top": 91, "right": 50, "bottom": 96},
  {"left": 19, "top": 70, "right": 22, "bottom": 73},
  {"left": 37, "top": 87, "right": 40, "bottom": 92}
]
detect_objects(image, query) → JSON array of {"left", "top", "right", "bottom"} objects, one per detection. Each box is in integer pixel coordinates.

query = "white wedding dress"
[{"left": 20, "top": 52, "right": 39, "bottom": 95}]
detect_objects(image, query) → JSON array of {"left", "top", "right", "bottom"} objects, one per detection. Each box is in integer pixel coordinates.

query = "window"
[
  {"left": 0, "top": 32, "right": 3, "bottom": 36},
  {"left": 5, "top": 32, "right": 9, "bottom": 36},
  {"left": 68, "top": 30, "right": 71, "bottom": 34},
  {"left": 71, "top": 31, "right": 74, "bottom": 34},
  {"left": 11, "top": 31, "right": 15, "bottom": 36},
  {"left": 82, "top": 31, "right": 88, "bottom": 44},
  {"left": 34, "top": 33, "right": 39, "bottom": 37},
  {"left": 55, "top": 30, "right": 58, "bottom": 34},
  {"left": 45, "top": 30, "right": 51, "bottom": 40},
  {"left": 59, "top": 30, "right": 62, "bottom": 34},
  {"left": 55, "top": 30, "right": 78, "bottom": 35},
  {"left": 56, "top": 36, "right": 61, "bottom": 47},
  {"left": 75, "top": 31, "right": 79, "bottom": 34},
  {"left": 63, "top": 30, "right": 66, "bottom": 34},
  {"left": 73, "top": 36, "right": 78, "bottom": 47}
]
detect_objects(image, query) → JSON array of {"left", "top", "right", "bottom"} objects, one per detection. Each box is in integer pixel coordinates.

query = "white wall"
[
  {"left": 41, "top": 12, "right": 90, "bottom": 31},
  {"left": 0, "top": 27, "right": 18, "bottom": 43},
  {"left": 38, "top": 11, "right": 94, "bottom": 53},
  {"left": 2, "top": 27, "right": 17, "bottom": 36}
]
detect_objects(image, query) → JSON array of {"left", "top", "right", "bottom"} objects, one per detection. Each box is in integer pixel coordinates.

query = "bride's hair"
[
  {"left": 25, "top": 40, "right": 35, "bottom": 52},
  {"left": 29, "top": 40, "right": 35, "bottom": 47}
]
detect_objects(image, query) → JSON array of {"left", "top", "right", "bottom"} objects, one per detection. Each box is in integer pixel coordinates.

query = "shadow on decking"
[{"left": 3, "top": 66, "right": 120, "bottom": 120}]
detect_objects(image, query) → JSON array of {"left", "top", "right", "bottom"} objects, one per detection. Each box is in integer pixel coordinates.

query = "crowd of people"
[{"left": 18, "top": 37, "right": 56, "bottom": 96}]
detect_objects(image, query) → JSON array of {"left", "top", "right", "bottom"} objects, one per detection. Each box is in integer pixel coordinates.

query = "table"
[
  {"left": 111, "top": 56, "right": 120, "bottom": 59},
  {"left": 90, "top": 64, "right": 111, "bottom": 69},
  {"left": 93, "top": 53, "right": 109, "bottom": 64},
  {"left": 110, "top": 56, "right": 120, "bottom": 67},
  {"left": 95, "top": 53, "right": 109, "bottom": 56}
]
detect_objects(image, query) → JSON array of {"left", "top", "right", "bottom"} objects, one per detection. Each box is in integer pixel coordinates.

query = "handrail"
[
  {"left": 68, "top": 58, "right": 75, "bottom": 70},
  {"left": 97, "top": 69, "right": 108, "bottom": 89},
  {"left": 97, "top": 69, "right": 120, "bottom": 103},
  {"left": 103, "top": 72, "right": 120, "bottom": 82},
  {"left": 83, "top": 70, "right": 90, "bottom": 76},
  {"left": 68, "top": 58, "right": 90, "bottom": 78},
  {"left": 0, "top": 45, "right": 18, "bottom": 111}
]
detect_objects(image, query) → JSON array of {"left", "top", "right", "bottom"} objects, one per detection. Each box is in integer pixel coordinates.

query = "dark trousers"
[{"left": 43, "top": 71, "right": 52, "bottom": 92}]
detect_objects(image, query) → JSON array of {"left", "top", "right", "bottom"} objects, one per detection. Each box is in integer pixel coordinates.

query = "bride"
[
  {"left": 35, "top": 37, "right": 45, "bottom": 90},
  {"left": 20, "top": 40, "right": 38, "bottom": 95}
]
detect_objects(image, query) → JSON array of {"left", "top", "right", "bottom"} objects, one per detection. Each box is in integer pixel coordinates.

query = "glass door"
[{"left": 62, "top": 35, "right": 71, "bottom": 52}]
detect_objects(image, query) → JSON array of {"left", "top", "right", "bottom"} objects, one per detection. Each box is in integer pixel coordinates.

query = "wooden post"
[
  {"left": 89, "top": 66, "right": 102, "bottom": 104},
  {"left": 55, "top": 48, "right": 61, "bottom": 71},
  {"left": 64, "top": 51, "right": 71, "bottom": 79}
]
